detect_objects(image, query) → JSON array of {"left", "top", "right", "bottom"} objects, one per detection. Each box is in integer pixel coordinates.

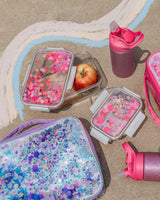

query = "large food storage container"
[{"left": 21, "top": 48, "right": 104, "bottom": 112}]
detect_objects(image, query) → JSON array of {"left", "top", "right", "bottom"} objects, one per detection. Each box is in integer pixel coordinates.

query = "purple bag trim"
[{"left": 0, "top": 119, "right": 55, "bottom": 144}]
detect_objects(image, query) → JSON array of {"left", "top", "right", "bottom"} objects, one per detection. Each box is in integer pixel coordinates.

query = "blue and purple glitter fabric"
[{"left": 0, "top": 117, "right": 103, "bottom": 200}]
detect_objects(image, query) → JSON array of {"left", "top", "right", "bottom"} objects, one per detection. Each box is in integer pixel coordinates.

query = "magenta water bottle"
[
  {"left": 109, "top": 21, "right": 144, "bottom": 78},
  {"left": 118, "top": 142, "right": 160, "bottom": 182}
]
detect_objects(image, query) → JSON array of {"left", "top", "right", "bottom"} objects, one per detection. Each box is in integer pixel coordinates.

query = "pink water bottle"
[
  {"left": 109, "top": 21, "right": 144, "bottom": 78},
  {"left": 119, "top": 142, "right": 160, "bottom": 181}
]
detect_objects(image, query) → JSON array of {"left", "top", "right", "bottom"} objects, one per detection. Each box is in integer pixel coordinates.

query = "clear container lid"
[
  {"left": 91, "top": 87, "right": 142, "bottom": 139},
  {"left": 21, "top": 48, "right": 74, "bottom": 109}
]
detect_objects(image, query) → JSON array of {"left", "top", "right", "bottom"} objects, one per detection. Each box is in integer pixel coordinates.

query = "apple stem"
[{"left": 80, "top": 71, "right": 84, "bottom": 76}]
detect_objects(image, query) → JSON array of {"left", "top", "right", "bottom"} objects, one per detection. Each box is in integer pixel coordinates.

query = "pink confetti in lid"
[
  {"left": 92, "top": 88, "right": 141, "bottom": 138},
  {"left": 22, "top": 49, "right": 73, "bottom": 109}
]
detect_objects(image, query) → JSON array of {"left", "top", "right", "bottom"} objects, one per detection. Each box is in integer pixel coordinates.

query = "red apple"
[{"left": 73, "top": 63, "right": 98, "bottom": 90}]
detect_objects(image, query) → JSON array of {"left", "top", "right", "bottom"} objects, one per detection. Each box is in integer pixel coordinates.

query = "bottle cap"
[
  {"left": 109, "top": 22, "right": 144, "bottom": 52},
  {"left": 122, "top": 142, "right": 144, "bottom": 180}
]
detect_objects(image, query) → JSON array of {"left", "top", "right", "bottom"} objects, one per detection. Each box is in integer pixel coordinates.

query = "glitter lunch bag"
[
  {"left": 0, "top": 117, "right": 104, "bottom": 200},
  {"left": 144, "top": 50, "right": 160, "bottom": 127}
]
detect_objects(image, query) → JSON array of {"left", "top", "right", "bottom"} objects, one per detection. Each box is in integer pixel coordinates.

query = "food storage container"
[
  {"left": 90, "top": 87, "right": 146, "bottom": 145},
  {"left": 21, "top": 48, "right": 104, "bottom": 112}
]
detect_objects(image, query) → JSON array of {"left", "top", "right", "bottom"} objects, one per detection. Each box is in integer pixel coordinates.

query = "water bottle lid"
[
  {"left": 109, "top": 22, "right": 144, "bottom": 52},
  {"left": 122, "top": 142, "right": 144, "bottom": 180}
]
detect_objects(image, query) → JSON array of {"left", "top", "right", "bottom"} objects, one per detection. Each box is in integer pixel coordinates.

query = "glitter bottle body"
[{"left": 144, "top": 153, "right": 160, "bottom": 181}]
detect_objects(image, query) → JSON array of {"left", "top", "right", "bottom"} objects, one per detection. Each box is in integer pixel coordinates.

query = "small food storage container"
[
  {"left": 90, "top": 87, "right": 146, "bottom": 145},
  {"left": 21, "top": 48, "right": 103, "bottom": 112}
]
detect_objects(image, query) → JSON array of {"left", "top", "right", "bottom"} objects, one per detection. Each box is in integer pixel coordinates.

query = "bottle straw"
[{"left": 117, "top": 171, "right": 126, "bottom": 178}]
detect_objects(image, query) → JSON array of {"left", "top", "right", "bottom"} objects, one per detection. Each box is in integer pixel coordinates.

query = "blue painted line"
[
  {"left": 13, "top": 0, "right": 154, "bottom": 120},
  {"left": 128, "top": 0, "right": 154, "bottom": 30}
]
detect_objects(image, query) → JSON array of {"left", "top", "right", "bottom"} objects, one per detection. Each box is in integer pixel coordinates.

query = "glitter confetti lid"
[
  {"left": 21, "top": 48, "right": 74, "bottom": 111},
  {"left": 90, "top": 87, "right": 145, "bottom": 144}
]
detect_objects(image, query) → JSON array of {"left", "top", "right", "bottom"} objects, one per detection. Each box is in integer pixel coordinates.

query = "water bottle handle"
[{"left": 144, "top": 75, "right": 160, "bottom": 127}]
